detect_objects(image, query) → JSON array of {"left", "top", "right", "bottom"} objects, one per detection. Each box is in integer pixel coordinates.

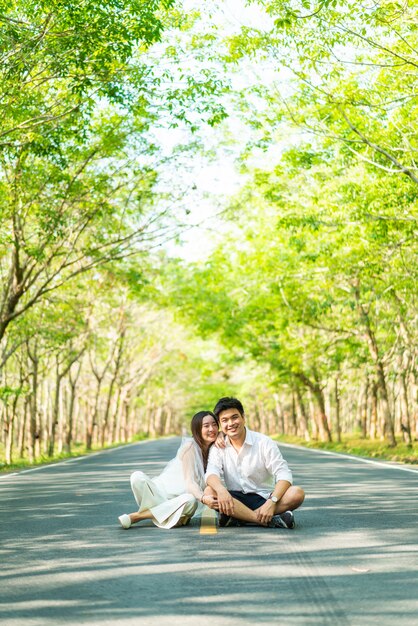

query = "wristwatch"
[{"left": 269, "top": 496, "right": 278, "bottom": 503}]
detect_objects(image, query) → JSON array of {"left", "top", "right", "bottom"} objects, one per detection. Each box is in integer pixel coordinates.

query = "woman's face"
[{"left": 201, "top": 414, "right": 219, "bottom": 446}]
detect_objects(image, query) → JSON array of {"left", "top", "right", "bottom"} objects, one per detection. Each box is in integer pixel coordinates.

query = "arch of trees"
[{"left": 1, "top": 1, "right": 417, "bottom": 465}]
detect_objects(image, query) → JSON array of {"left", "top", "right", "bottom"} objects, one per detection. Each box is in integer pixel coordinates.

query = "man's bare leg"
[
  {"left": 225, "top": 488, "right": 305, "bottom": 527},
  {"left": 274, "top": 486, "right": 305, "bottom": 514},
  {"left": 226, "top": 498, "right": 265, "bottom": 525}
]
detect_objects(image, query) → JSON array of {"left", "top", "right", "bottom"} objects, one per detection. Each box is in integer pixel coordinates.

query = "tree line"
[
  {"left": 0, "top": 0, "right": 230, "bottom": 465},
  {"left": 1, "top": 0, "right": 417, "bottom": 464},
  {"left": 159, "top": 0, "right": 418, "bottom": 448},
  {"left": 0, "top": 275, "right": 223, "bottom": 465}
]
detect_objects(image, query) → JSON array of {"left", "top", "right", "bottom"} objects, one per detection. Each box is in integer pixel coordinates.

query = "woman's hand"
[
  {"left": 214, "top": 432, "right": 226, "bottom": 449},
  {"left": 201, "top": 494, "right": 218, "bottom": 510}
]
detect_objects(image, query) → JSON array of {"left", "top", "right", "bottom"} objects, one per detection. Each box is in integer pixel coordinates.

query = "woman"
[{"left": 118, "top": 411, "right": 219, "bottom": 529}]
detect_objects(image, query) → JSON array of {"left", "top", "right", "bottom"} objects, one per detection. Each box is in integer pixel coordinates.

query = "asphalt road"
[{"left": 1, "top": 438, "right": 417, "bottom": 626}]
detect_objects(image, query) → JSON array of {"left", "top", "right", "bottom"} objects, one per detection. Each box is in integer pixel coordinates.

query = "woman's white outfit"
[{"left": 129, "top": 439, "right": 205, "bottom": 529}]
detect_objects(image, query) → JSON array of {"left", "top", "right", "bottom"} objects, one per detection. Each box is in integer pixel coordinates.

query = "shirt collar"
[
  {"left": 225, "top": 427, "right": 254, "bottom": 447},
  {"left": 244, "top": 428, "right": 255, "bottom": 445}
]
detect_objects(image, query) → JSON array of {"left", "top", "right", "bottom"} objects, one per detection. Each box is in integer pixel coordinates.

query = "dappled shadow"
[{"left": 1, "top": 439, "right": 417, "bottom": 625}]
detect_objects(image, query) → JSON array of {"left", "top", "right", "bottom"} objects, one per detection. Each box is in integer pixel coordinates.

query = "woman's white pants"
[{"left": 130, "top": 471, "right": 197, "bottom": 529}]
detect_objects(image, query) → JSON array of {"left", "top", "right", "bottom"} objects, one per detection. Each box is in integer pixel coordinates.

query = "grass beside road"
[
  {"left": 3, "top": 433, "right": 417, "bottom": 474},
  {"left": 0, "top": 433, "right": 149, "bottom": 474},
  {"left": 273, "top": 434, "right": 418, "bottom": 465}
]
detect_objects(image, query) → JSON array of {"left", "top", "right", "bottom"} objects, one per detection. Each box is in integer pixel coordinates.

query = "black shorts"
[{"left": 228, "top": 490, "right": 267, "bottom": 510}]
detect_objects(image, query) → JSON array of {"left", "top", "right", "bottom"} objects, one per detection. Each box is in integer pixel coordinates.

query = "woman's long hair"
[{"left": 191, "top": 410, "right": 219, "bottom": 469}]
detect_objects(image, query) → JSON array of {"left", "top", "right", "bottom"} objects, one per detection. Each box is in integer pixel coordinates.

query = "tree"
[{"left": 159, "top": 134, "right": 417, "bottom": 445}]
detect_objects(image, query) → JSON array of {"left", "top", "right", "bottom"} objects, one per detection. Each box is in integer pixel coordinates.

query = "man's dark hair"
[{"left": 213, "top": 397, "right": 244, "bottom": 418}]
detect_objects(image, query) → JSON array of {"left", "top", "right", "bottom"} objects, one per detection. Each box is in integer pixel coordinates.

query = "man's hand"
[
  {"left": 214, "top": 432, "right": 226, "bottom": 449},
  {"left": 255, "top": 499, "right": 276, "bottom": 525},
  {"left": 216, "top": 488, "right": 234, "bottom": 515},
  {"left": 202, "top": 494, "right": 218, "bottom": 510}
]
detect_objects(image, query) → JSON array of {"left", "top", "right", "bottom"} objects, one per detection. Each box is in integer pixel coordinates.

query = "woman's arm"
[
  {"left": 181, "top": 445, "right": 205, "bottom": 500},
  {"left": 200, "top": 485, "right": 218, "bottom": 509}
]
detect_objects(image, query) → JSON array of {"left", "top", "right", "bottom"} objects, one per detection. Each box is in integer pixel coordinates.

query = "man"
[{"left": 205, "top": 397, "right": 305, "bottom": 528}]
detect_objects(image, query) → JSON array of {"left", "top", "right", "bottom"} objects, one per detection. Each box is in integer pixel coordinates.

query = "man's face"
[{"left": 218, "top": 408, "right": 245, "bottom": 441}]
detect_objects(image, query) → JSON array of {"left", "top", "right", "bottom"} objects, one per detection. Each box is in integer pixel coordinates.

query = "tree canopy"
[{"left": 1, "top": 0, "right": 417, "bottom": 466}]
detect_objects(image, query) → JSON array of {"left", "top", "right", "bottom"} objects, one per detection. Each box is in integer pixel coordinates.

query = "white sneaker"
[{"left": 118, "top": 514, "right": 132, "bottom": 529}]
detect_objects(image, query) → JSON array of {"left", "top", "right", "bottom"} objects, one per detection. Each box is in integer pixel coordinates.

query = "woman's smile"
[{"left": 201, "top": 415, "right": 219, "bottom": 444}]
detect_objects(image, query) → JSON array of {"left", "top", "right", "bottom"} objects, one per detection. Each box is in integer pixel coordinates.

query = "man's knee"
[{"left": 289, "top": 486, "right": 305, "bottom": 508}]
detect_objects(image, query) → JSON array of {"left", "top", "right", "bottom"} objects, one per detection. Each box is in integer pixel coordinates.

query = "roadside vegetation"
[{"left": 274, "top": 436, "right": 418, "bottom": 466}]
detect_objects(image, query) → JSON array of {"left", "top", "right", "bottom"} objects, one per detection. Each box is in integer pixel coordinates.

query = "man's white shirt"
[{"left": 205, "top": 428, "right": 293, "bottom": 499}]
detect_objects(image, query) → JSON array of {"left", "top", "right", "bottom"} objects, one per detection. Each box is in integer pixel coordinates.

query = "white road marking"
[
  {"left": 278, "top": 442, "right": 418, "bottom": 474},
  {"left": 3, "top": 437, "right": 416, "bottom": 481},
  {"left": 0, "top": 438, "right": 158, "bottom": 479}
]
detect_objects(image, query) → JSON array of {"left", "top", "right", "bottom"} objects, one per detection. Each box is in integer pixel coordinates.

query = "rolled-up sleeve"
[
  {"left": 264, "top": 439, "right": 293, "bottom": 484},
  {"left": 205, "top": 445, "right": 223, "bottom": 482}
]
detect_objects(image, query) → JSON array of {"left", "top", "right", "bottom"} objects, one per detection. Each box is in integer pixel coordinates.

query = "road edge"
[
  {"left": 278, "top": 441, "right": 418, "bottom": 474},
  {"left": 0, "top": 437, "right": 177, "bottom": 479}
]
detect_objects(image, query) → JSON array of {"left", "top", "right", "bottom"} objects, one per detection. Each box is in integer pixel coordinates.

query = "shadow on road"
[{"left": 1, "top": 438, "right": 417, "bottom": 625}]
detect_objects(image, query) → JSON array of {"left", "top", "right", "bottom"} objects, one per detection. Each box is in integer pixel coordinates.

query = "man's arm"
[
  {"left": 255, "top": 479, "right": 292, "bottom": 525},
  {"left": 206, "top": 474, "right": 234, "bottom": 515},
  {"left": 205, "top": 446, "right": 234, "bottom": 515},
  {"left": 255, "top": 439, "right": 293, "bottom": 524},
  {"left": 264, "top": 438, "right": 293, "bottom": 484}
]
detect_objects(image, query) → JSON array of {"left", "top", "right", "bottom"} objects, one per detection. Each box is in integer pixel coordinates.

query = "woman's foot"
[
  {"left": 118, "top": 514, "right": 132, "bottom": 529},
  {"left": 173, "top": 513, "right": 193, "bottom": 527}
]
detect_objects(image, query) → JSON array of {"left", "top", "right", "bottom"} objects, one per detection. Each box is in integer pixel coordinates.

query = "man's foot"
[
  {"left": 269, "top": 511, "right": 295, "bottom": 529},
  {"left": 281, "top": 510, "right": 295, "bottom": 529},
  {"left": 218, "top": 513, "right": 242, "bottom": 527},
  {"left": 118, "top": 514, "right": 132, "bottom": 529}
]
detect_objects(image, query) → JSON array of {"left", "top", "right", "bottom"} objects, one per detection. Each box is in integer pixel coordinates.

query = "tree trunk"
[
  {"left": 154, "top": 405, "right": 163, "bottom": 436},
  {"left": 307, "top": 390, "right": 319, "bottom": 440},
  {"left": 48, "top": 359, "right": 63, "bottom": 457},
  {"left": 267, "top": 409, "right": 277, "bottom": 435},
  {"left": 5, "top": 416, "right": 13, "bottom": 465},
  {"left": 353, "top": 282, "right": 396, "bottom": 446},
  {"left": 164, "top": 406, "right": 172, "bottom": 436},
  {"left": 359, "top": 377, "right": 369, "bottom": 439},
  {"left": 399, "top": 372, "right": 413, "bottom": 447},
  {"left": 27, "top": 341, "right": 39, "bottom": 463},
  {"left": 296, "top": 373, "right": 332, "bottom": 442},
  {"left": 85, "top": 407, "right": 93, "bottom": 450},
  {"left": 18, "top": 396, "right": 29, "bottom": 458},
  {"left": 290, "top": 391, "right": 297, "bottom": 435},
  {"left": 273, "top": 393, "right": 284, "bottom": 435},
  {"left": 257, "top": 400, "right": 267, "bottom": 434},
  {"left": 334, "top": 376, "right": 342, "bottom": 443},
  {"left": 121, "top": 392, "right": 131, "bottom": 442},
  {"left": 101, "top": 337, "right": 123, "bottom": 447},
  {"left": 63, "top": 375, "right": 78, "bottom": 454},
  {"left": 110, "top": 386, "right": 122, "bottom": 444},
  {"left": 295, "top": 386, "right": 310, "bottom": 441},
  {"left": 89, "top": 379, "right": 102, "bottom": 450},
  {"left": 312, "top": 384, "right": 333, "bottom": 442},
  {"left": 370, "top": 380, "right": 378, "bottom": 440}
]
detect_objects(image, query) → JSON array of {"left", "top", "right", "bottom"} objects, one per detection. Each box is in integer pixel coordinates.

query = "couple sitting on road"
[{"left": 118, "top": 397, "right": 305, "bottom": 530}]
